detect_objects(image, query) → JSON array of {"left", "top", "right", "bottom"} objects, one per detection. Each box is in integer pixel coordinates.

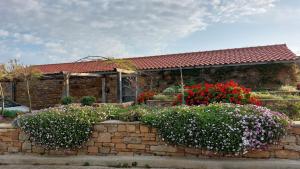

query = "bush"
[
  {"left": 265, "top": 101, "right": 300, "bottom": 120},
  {"left": 153, "top": 94, "right": 173, "bottom": 101},
  {"left": 3, "top": 110, "right": 19, "bottom": 118},
  {"left": 61, "top": 96, "right": 74, "bottom": 105},
  {"left": 174, "top": 81, "right": 260, "bottom": 106},
  {"left": 142, "top": 103, "right": 288, "bottom": 153},
  {"left": 279, "top": 85, "right": 297, "bottom": 92},
  {"left": 163, "top": 86, "right": 181, "bottom": 95},
  {"left": 80, "top": 96, "right": 96, "bottom": 106},
  {"left": 19, "top": 105, "right": 108, "bottom": 149},
  {"left": 137, "top": 91, "right": 156, "bottom": 104}
]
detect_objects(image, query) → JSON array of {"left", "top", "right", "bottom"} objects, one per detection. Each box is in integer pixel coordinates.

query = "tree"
[
  {"left": 7, "top": 60, "right": 42, "bottom": 112},
  {"left": 0, "top": 64, "right": 8, "bottom": 115}
]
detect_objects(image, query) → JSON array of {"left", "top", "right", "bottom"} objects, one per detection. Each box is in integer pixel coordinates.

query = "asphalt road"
[{"left": 0, "top": 165, "right": 167, "bottom": 169}]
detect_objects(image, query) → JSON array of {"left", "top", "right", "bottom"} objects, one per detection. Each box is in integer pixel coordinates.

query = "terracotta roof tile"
[{"left": 34, "top": 44, "right": 298, "bottom": 74}]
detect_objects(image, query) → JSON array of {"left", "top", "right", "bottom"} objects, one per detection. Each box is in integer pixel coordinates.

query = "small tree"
[
  {"left": 7, "top": 60, "right": 42, "bottom": 112},
  {"left": 0, "top": 64, "right": 8, "bottom": 115}
]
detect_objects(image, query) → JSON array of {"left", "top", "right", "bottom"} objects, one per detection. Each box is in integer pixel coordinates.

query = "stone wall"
[
  {"left": 1, "top": 121, "right": 300, "bottom": 159},
  {"left": 1, "top": 82, "right": 13, "bottom": 100},
  {"left": 140, "top": 63, "right": 299, "bottom": 92},
  {"left": 15, "top": 78, "right": 64, "bottom": 110},
  {"left": 69, "top": 77, "right": 102, "bottom": 102}
]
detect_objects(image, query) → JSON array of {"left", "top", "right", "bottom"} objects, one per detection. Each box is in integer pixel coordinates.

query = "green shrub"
[
  {"left": 20, "top": 111, "right": 92, "bottom": 149},
  {"left": 152, "top": 94, "right": 173, "bottom": 101},
  {"left": 3, "top": 110, "right": 19, "bottom": 118},
  {"left": 19, "top": 105, "right": 108, "bottom": 149},
  {"left": 279, "top": 85, "right": 297, "bottom": 92},
  {"left": 61, "top": 96, "right": 74, "bottom": 105},
  {"left": 163, "top": 86, "right": 179, "bottom": 95},
  {"left": 142, "top": 103, "right": 288, "bottom": 153},
  {"left": 80, "top": 96, "right": 96, "bottom": 106},
  {"left": 265, "top": 101, "right": 300, "bottom": 120}
]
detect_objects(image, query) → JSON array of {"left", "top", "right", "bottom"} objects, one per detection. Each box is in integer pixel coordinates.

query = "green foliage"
[
  {"left": 162, "top": 86, "right": 181, "bottom": 95},
  {"left": 19, "top": 105, "right": 108, "bottom": 149},
  {"left": 152, "top": 94, "right": 173, "bottom": 101},
  {"left": 3, "top": 110, "right": 19, "bottom": 118},
  {"left": 141, "top": 103, "right": 288, "bottom": 153},
  {"left": 61, "top": 96, "right": 74, "bottom": 105},
  {"left": 18, "top": 103, "right": 288, "bottom": 153},
  {"left": 80, "top": 96, "right": 96, "bottom": 106},
  {"left": 279, "top": 85, "right": 297, "bottom": 92},
  {"left": 265, "top": 101, "right": 300, "bottom": 120}
]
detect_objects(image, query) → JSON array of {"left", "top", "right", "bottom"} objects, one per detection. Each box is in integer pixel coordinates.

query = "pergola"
[{"left": 61, "top": 62, "right": 138, "bottom": 103}]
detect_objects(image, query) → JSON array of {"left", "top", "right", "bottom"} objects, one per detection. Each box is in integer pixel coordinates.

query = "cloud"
[{"left": 0, "top": 0, "right": 277, "bottom": 64}]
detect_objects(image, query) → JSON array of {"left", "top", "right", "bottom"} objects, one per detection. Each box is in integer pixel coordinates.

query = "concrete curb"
[{"left": 0, "top": 155, "right": 300, "bottom": 169}]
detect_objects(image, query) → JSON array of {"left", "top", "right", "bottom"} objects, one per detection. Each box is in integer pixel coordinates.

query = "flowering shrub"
[
  {"left": 142, "top": 103, "right": 288, "bottom": 153},
  {"left": 174, "top": 81, "right": 260, "bottom": 106},
  {"left": 137, "top": 91, "right": 156, "bottom": 104},
  {"left": 19, "top": 105, "right": 108, "bottom": 149}
]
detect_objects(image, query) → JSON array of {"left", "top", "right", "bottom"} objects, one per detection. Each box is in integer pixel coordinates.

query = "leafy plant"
[
  {"left": 174, "top": 81, "right": 261, "bottom": 106},
  {"left": 7, "top": 59, "right": 42, "bottom": 112},
  {"left": 19, "top": 105, "right": 108, "bottom": 149},
  {"left": 265, "top": 101, "right": 300, "bottom": 120},
  {"left": 142, "top": 103, "right": 288, "bottom": 153},
  {"left": 80, "top": 96, "right": 96, "bottom": 106},
  {"left": 137, "top": 91, "right": 156, "bottom": 104},
  {"left": 61, "top": 96, "right": 74, "bottom": 105},
  {"left": 0, "top": 65, "right": 8, "bottom": 115},
  {"left": 3, "top": 110, "right": 20, "bottom": 118},
  {"left": 279, "top": 85, "right": 297, "bottom": 92},
  {"left": 153, "top": 94, "right": 173, "bottom": 101}
]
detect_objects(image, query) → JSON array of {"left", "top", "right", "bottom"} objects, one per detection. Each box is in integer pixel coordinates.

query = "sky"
[{"left": 0, "top": 0, "right": 299, "bottom": 65}]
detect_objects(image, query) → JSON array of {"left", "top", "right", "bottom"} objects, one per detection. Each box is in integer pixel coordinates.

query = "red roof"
[{"left": 35, "top": 44, "right": 298, "bottom": 74}]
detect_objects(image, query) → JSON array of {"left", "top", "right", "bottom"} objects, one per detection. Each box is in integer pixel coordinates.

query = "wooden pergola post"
[
  {"left": 135, "top": 74, "right": 138, "bottom": 103},
  {"left": 63, "top": 72, "right": 70, "bottom": 97},
  {"left": 101, "top": 77, "right": 106, "bottom": 103},
  {"left": 117, "top": 72, "right": 122, "bottom": 103}
]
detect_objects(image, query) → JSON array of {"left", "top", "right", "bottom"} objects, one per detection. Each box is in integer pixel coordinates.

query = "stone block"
[
  {"left": 116, "top": 143, "right": 126, "bottom": 149},
  {"left": 150, "top": 145, "right": 177, "bottom": 153},
  {"left": 118, "top": 125, "right": 126, "bottom": 132},
  {"left": 123, "top": 137, "right": 142, "bottom": 144},
  {"left": 140, "top": 125, "right": 149, "bottom": 133},
  {"left": 8, "top": 147, "right": 20, "bottom": 153},
  {"left": 97, "top": 133, "right": 111, "bottom": 143},
  {"left": 22, "top": 142, "right": 32, "bottom": 151},
  {"left": 281, "top": 135, "right": 296, "bottom": 144},
  {"left": 284, "top": 144, "right": 300, "bottom": 152},
  {"left": 99, "top": 147, "right": 110, "bottom": 154},
  {"left": 275, "top": 150, "right": 300, "bottom": 159},
  {"left": 244, "top": 150, "right": 270, "bottom": 158},
  {"left": 19, "top": 132, "right": 28, "bottom": 141},
  {"left": 87, "top": 146, "right": 98, "bottom": 153},
  {"left": 127, "top": 144, "right": 145, "bottom": 150},
  {"left": 107, "top": 125, "right": 118, "bottom": 133},
  {"left": 126, "top": 125, "right": 136, "bottom": 132},
  {"left": 94, "top": 125, "right": 107, "bottom": 132}
]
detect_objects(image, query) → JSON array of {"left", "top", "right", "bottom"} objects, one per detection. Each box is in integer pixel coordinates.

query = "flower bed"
[
  {"left": 17, "top": 103, "right": 288, "bottom": 154},
  {"left": 174, "top": 81, "right": 260, "bottom": 105}
]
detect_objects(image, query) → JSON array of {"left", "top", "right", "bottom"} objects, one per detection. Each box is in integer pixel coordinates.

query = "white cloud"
[
  {"left": 0, "top": 29, "right": 9, "bottom": 37},
  {"left": 0, "top": 0, "right": 278, "bottom": 64}
]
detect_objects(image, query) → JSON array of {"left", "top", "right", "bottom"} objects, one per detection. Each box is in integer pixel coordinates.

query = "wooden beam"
[
  {"left": 115, "top": 68, "right": 136, "bottom": 74},
  {"left": 117, "top": 72, "right": 122, "bottom": 103},
  {"left": 101, "top": 77, "right": 106, "bottom": 103},
  {"left": 70, "top": 73, "right": 103, "bottom": 77},
  {"left": 63, "top": 73, "right": 70, "bottom": 97}
]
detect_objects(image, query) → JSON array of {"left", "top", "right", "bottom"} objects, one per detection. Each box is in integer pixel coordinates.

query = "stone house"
[{"left": 2, "top": 44, "right": 299, "bottom": 109}]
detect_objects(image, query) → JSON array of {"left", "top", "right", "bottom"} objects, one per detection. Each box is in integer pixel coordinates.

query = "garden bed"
[{"left": 0, "top": 120, "right": 300, "bottom": 159}]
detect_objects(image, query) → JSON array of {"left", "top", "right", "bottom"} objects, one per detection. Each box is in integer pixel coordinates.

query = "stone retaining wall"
[{"left": 1, "top": 121, "right": 300, "bottom": 159}]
